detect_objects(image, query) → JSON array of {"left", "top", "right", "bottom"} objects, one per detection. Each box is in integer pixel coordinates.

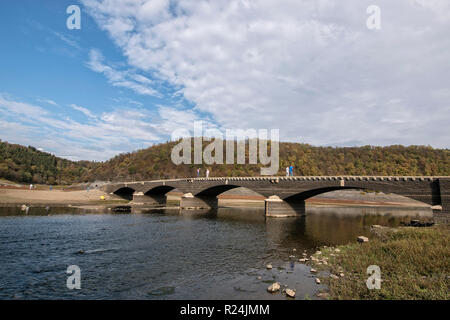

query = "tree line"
[{"left": 0, "top": 139, "right": 448, "bottom": 185}]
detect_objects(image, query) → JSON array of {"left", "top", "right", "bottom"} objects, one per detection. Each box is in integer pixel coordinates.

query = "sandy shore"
[{"left": 0, "top": 189, "right": 113, "bottom": 205}]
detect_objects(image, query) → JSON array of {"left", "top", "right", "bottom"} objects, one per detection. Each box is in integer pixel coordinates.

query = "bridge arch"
[
  {"left": 194, "top": 184, "right": 266, "bottom": 199},
  {"left": 283, "top": 186, "right": 432, "bottom": 207},
  {"left": 144, "top": 185, "right": 176, "bottom": 196},
  {"left": 283, "top": 187, "right": 355, "bottom": 202},
  {"left": 113, "top": 187, "right": 135, "bottom": 201}
]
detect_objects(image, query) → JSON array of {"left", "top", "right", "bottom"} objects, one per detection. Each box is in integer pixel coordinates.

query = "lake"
[{"left": 0, "top": 205, "right": 432, "bottom": 299}]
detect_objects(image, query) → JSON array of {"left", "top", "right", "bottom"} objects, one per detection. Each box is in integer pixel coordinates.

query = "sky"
[{"left": 0, "top": 0, "right": 449, "bottom": 161}]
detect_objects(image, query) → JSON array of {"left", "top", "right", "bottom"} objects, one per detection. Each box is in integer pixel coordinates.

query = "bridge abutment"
[
  {"left": 180, "top": 193, "right": 218, "bottom": 209},
  {"left": 265, "top": 196, "right": 305, "bottom": 217}
]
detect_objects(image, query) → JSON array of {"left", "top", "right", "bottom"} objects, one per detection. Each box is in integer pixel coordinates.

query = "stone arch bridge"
[{"left": 104, "top": 176, "right": 449, "bottom": 217}]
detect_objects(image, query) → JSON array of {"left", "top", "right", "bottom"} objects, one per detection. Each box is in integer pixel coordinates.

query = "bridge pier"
[
  {"left": 434, "top": 178, "right": 450, "bottom": 223},
  {"left": 265, "top": 196, "right": 305, "bottom": 217},
  {"left": 132, "top": 192, "right": 166, "bottom": 206},
  {"left": 180, "top": 193, "right": 218, "bottom": 209}
]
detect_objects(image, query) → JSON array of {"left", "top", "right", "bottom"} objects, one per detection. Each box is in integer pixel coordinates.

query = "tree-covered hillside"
[
  {"left": 0, "top": 140, "right": 93, "bottom": 185},
  {"left": 88, "top": 141, "right": 449, "bottom": 181},
  {"left": 0, "top": 139, "right": 449, "bottom": 185}
]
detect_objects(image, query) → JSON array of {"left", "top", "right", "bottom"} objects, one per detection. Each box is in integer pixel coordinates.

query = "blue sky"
[{"left": 0, "top": 0, "right": 449, "bottom": 160}]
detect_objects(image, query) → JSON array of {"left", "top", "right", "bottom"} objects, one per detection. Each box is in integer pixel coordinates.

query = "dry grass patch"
[{"left": 312, "top": 225, "right": 449, "bottom": 300}]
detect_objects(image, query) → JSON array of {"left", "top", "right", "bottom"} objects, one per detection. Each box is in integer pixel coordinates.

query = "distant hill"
[
  {"left": 0, "top": 139, "right": 449, "bottom": 185},
  {"left": 0, "top": 140, "right": 93, "bottom": 185}
]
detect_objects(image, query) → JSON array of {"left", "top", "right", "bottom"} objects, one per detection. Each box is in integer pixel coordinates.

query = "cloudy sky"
[{"left": 0, "top": 0, "right": 449, "bottom": 161}]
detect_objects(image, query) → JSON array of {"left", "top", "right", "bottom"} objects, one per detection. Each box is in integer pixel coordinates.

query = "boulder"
[
  {"left": 267, "top": 282, "right": 281, "bottom": 293},
  {"left": 285, "top": 288, "right": 296, "bottom": 298},
  {"left": 317, "top": 292, "right": 330, "bottom": 299},
  {"left": 266, "top": 264, "right": 273, "bottom": 270},
  {"left": 357, "top": 236, "right": 369, "bottom": 243},
  {"left": 330, "top": 274, "right": 339, "bottom": 280},
  {"left": 310, "top": 268, "right": 317, "bottom": 273},
  {"left": 315, "top": 278, "right": 321, "bottom": 284}
]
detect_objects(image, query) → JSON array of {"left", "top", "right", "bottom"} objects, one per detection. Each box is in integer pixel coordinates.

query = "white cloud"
[
  {"left": 80, "top": 0, "right": 450, "bottom": 148},
  {"left": 36, "top": 98, "right": 58, "bottom": 106},
  {"left": 70, "top": 104, "right": 97, "bottom": 119},
  {"left": 87, "top": 48, "right": 160, "bottom": 97},
  {"left": 0, "top": 95, "right": 214, "bottom": 161},
  {"left": 0, "top": 95, "right": 164, "bottom": 160}
]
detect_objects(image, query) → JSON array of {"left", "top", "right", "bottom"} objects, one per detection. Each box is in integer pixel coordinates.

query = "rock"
[
  {"left": 257, "top": 276, "right": 262, "bottom": 280},
  {"left": 357, "top": 236, "right": 369, "bottom": 243},
  {"left": 315, "top": 251, "right": 322, "bottom": 255},
  {"left": 315, "top": 278, "right": 321, "bottom": 284},
  {"left": 292, "top": 248, "right": 297, "bottom": 252},
  {"left": 371, "top": 224, "right": 383, "bottom": 229},
  {"left": 266, "top": 264, "right": 273, "bottom": 270},
  {"left": 77, "top": 250, "right": 85, "bottom": 254},
  {"left": 310, "top": 268, "right": 317, "bottom": 273},
  {"left": 339, "top": 273, "right": 345, "bottom": 277},
  {"left": 302, "top": 252, "right": 307, "bottom": 256},
  {"left": 267, "top": 282, "right": 280, "bottom": 293},
  {"left": 330, "top": 253, "right": 335, "bottom": 257},
  {"left": 317, "top": 292, "right": 330, "bottom": 299},
  {"left": 330, "top": 274, "right": 339, "bottom": 280},
  {"left": 299, "top": 258, "right": 306, "bottom": 262},
  {"left": 285, "top": 288, "right": 296, "bottom": 298},
  {"left": 20, "top": 204, "right": 28, "bottom": 211},
  {"left": 335, "top": 248, "right": 341, "bottom": 253},
  {"left": 323, "top": 261, "right": 328, "bottom": 265},
  {"left": 289, "top": 255, "right": 295, "bottom": 258}
]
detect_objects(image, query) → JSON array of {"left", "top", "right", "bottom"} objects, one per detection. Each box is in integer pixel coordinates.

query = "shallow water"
[{"left": 0, "top": 205, "right": 432, "bottom": 300}]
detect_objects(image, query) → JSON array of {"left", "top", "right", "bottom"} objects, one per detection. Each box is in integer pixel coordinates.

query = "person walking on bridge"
[
  {"left": 197, "top": 168, "right": 200, "bottom": 177},
  {"left": 289, "top": 165, "right": 294, "bottom": 176},
  {"left": 206, "top": 168, "right": 210, "bottom": 178},
  {"left": 286, "top": 167, "right": 289, "bottom": 177}
]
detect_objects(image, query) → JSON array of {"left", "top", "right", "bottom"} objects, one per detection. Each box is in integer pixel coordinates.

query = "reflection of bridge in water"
[{"left": 104, "top": 176, "right": 449, "bottom": 217}]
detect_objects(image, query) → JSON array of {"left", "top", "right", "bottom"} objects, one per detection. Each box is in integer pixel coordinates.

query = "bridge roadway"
[{"left": 103, "top": 176, "right": 450, "bottom": 217}]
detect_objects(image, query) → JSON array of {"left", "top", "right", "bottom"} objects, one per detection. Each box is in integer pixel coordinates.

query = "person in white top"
[
  {"left": 206, "top": 169, "right": 210, "bottom": 178},
  {"left": 286, "top": 167, "right": 289, "bottom": 177}
]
